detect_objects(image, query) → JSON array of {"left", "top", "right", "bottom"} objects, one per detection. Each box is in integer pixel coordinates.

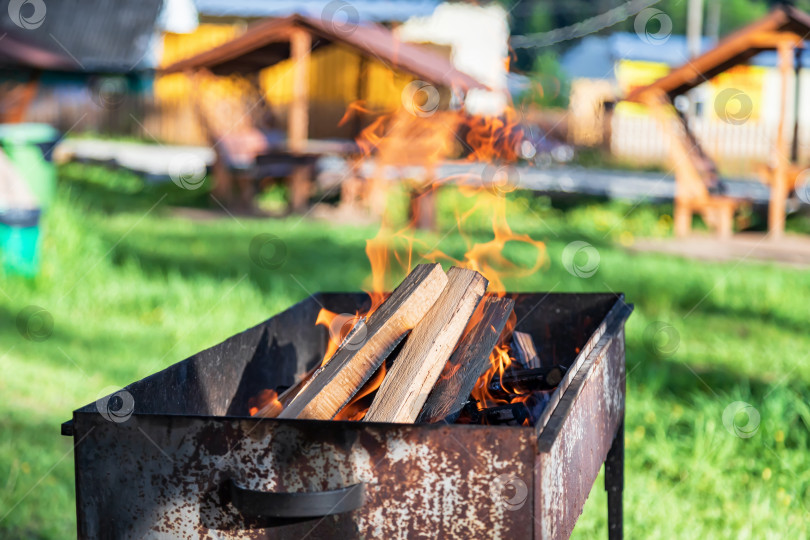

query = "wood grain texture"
[
  {"left": 278, "top": 263, "right": 448, "bottom": 420},
  {"left": 254, "top": 316, "right": 369, "bottom": 418},
  {"left": 417, "top": 295, "right": 514, "bottom": 423},
  {"left": 512, "top": 330, "right": 540, "bottom": 369},
  {"left": 364, "top": 267, "right": 488, "bottom": 423}
]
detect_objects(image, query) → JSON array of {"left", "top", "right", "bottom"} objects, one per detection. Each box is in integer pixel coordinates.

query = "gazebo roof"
[
  {"left": 626, "top": 5, "right": 810, "bottom": 102},
  {"left": 162, "top": 14, "right": 486, "bottom": 92}
]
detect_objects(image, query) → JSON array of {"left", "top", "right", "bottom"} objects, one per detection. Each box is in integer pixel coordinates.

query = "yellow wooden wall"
[{"left": 151, "top": 22, "right": 415, "bottom": 145}]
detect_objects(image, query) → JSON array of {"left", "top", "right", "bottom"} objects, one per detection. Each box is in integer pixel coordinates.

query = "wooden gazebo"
[
  {"left": 627, "top": 5, "right": 810, "bottom": 238},
  {"left": 163, "top": 14, "right": 485, "bottom": 212}
]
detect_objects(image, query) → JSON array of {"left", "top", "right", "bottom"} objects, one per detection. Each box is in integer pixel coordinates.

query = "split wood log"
[
  {"left": 417, "top": 295, "right": 514, "bottom": 423},
  {"left": 278, "top": 263, "right": 448, "bottom": 420},
  {"left": 364, "top": 267, "right": 488, "bottom": 423},
  {"left": 254, "top": 316, "right": 369, "bottom": 418},
  {"left": 512, "top": 330, "right": 541, "bottom": 369}
]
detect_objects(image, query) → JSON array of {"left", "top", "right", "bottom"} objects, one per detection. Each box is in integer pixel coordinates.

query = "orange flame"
[
  {"left": 333, "top": 361, "right": 388, "bottom": 421},
  {"left": 249, "top": 76, "right": 551, "bottom": 422},
  {"left": 248, "top": 389, "right": 283, "bottom": 418},
  {"left": 315, "top": 310, "right": 362, "bottom": 367},
  {"left": 335, "top": 93, "right": 548, "bottom": 420}
]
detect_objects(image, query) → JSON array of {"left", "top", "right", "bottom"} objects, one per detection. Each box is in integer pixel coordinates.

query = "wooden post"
[
  {"left": 770, "top": 41, "right": 793, "bottom": 239},
  {"left": 353, "top": 56, "right": 367, "bottom": 138},
  {"left": 4, "top": 72, "right": 40, "bottom": 123},
  {"left": 673, "top": 200, "right": 692, "bottom": 238},
  {"left": 189, "top": 69, "right": 235, "bottom": 205},
  {"left": 289, "top": 28, "right": 311, "bottom": 152},
  {"left": 643, "top": 92, "right": 702, "bottom": 237},
  {"left": 288, "top": 29, "right": 312, "bottom": 212},
  {"left": 791, "top": 47, "right": 802, "bottom": 163},
  {"left": 408, "top": 182, "right": 437, "bottom": 231},
  {"left": 289, "top": 163, "right": 313, "bottom": 213}
]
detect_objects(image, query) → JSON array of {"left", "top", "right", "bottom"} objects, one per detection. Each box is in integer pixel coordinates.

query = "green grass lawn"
[{"left": 1, "top": 163, "right": 808, "bottom": 538}]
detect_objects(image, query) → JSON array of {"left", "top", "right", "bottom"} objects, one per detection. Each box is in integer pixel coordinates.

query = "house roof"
[
  {"left": 0, "top": 0, "right": 163, "bottom": 73},
  {"left": 163, "top": 14, "right": 486, "bottom": 92},
  {"left": 193, "top": 0, "right": 440, "bottom": 23},
  {"left": 560, "top": 30, "right": 810, "bottom": 83},
  {"left": 626, "top": 5, "right": 810, "bottom": 102}
]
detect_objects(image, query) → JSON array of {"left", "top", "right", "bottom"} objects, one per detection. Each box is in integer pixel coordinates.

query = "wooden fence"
[{"left": 610, "top": 112, "right": 809, "bottom": 178}]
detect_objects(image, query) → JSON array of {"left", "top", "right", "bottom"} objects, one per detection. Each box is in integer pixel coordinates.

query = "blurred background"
[{"left": 0, "top": 0, "right": 808, "bottom": 538}]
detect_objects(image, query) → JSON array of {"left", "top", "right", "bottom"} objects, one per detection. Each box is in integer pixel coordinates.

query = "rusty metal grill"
[{"left": 62, "top": 292, "right": 631, "bottom": 539}]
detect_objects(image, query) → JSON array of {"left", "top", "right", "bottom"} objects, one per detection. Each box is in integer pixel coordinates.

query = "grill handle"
[{"left": 228, "top": 478, "right": 365, "bottom": 518}]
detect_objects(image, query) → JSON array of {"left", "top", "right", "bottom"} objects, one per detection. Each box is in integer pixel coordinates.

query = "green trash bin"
[
  {"left": 0, "top": 207, "right": 41, "bottom": 277},
  {"left": 0, "top": 123, "right": 59, "bottom": 209}
]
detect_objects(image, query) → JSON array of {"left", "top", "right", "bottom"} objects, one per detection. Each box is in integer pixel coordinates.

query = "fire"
[
  {"left": 315, "top": 309, "right": 364, "bottom": 368},
  {"left": 333, "top": 361, "right": 387, "bottom": 421},
  {"left": 248, "top": 389, "right": 282, "bottom": 418},
  {"left": 464, "top": 108, "right": 523, "bottom": 163},
  {"left": 349, "top": 104, "right": 545, "bottom": 294},
  {"left": 345, "top": 100, "right": 546, "bottom": 418},
  {"left": 249, "top": 77, "right": 551, "bottom": 421}
]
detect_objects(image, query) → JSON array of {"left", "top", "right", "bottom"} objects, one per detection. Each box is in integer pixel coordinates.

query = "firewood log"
[
  {"left": 512, "top": 330, "right": 541, "bottom": 369},
  {"left": 417, "top": 295, "right": 514, "bottom": 423},
  {"left": 278, "top": 263, "right": 448, "bottom": 420},
  {"left": 364, "top": 267, "right": 487, "bottom": 423}
]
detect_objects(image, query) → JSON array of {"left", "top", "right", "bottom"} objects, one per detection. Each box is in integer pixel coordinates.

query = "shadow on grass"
[
  {"left": 627, "top": 349, "right": 772, "bottom": 400},
  {"left": 101, "top": 225, "right": 373, "bottom": 295},
  {"left": 59, "top": 163, "right": 210, "bottom": 214},
  {"left": 687, "top": 302, "right": 806, "bottom": 336}
]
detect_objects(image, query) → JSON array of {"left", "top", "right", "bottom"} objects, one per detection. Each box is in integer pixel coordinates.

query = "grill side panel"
[
  {"left": 534, "top": 325, "right": 627, "bottom": 540},
  {"left": 72, "top": 417, "right": 536, "bottom": 539}
]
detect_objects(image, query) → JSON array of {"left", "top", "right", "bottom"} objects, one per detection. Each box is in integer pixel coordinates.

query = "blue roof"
[
  {"left": 609, "top": 33, "right": 714, "bottom": 66},
  {"left": 194, "top": 0, "right": 440, "bottom": 22},
  {"left": 561, "top": 32, "right": 810, "bottom": 80}
]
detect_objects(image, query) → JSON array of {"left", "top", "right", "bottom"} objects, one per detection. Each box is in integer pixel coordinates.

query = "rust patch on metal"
[{"left": 534, "top": 328, "right": 626, "bottom": 540}]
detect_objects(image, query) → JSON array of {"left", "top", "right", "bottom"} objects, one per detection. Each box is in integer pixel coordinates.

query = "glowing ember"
[{"left": 248, "top": 389, "right": 282, "bottom": 418}]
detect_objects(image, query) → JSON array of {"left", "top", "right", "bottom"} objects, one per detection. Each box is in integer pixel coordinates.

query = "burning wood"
[
  {"left": 279, "top": 263, "right": 447, "bottom": 420},
  {"left": 256, "top": 268, "right": 568, "bottom": 426},
  {"left": 512, "top": 330, "right": 541, "bottom": 369},
  {"left": 364, "top": 267, "right": 488, "bottom": 423},
  {"left": 457, "top": 391, "right": 553, "bottom": 426},
  {"left": 417, "top": 295, "right": 514, "bottom": 423},
  {"left": 252, "top": 317, "right": 371, "bottom": 418}
]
